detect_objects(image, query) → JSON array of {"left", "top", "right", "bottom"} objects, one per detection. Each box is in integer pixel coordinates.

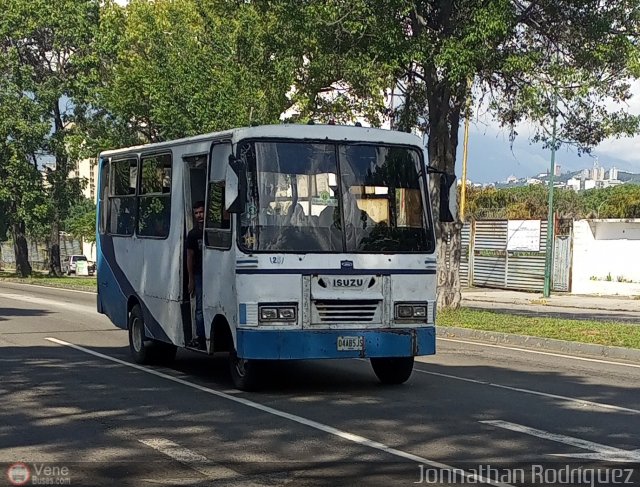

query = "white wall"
[
  {"left": 83, "top": 241, "right": 97, "bottom": 262},
  {"left": 571, "top": 219, "right": 640, "bottom": 295}
]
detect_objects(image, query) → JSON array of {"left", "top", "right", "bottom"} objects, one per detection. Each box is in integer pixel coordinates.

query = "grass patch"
[
  {"left": 438, "top": 307, "right": 640, "bottom": 350},
  {"left": 0, "top": 271, "right": 96, "bottom": 291}
]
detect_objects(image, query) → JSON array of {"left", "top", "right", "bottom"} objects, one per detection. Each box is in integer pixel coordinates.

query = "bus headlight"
[
  {"left": 395, "top": 303, "right": 428, "bottom": 320},
  {"left": 260, "top": 307, "right": 278, "bottom": 321},
  {"left": 259, "top": 305, "right": 297, "bottom": 322}
]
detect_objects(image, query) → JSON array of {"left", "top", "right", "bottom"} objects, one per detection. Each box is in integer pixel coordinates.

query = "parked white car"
[{"left": 65, "top": 255, "right": 95, "bottom": 276}]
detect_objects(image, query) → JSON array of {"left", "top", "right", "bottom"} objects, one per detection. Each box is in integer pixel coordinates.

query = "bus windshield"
[{"left": 238, "top": 140, "right": 434, "bottom": 253}]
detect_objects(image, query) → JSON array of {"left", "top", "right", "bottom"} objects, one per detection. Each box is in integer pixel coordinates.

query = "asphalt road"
[{"left": 1, "top": 282, "right": 639, "bottom": 486}]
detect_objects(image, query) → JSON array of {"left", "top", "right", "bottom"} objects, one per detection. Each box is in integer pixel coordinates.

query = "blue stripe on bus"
[
  {"left": 98, "top": 232, "right": 171, "bottom": 343},
  {"left": 235, "top": 326, "right": 435, "bottom": 360},
  {"left": 235, "top": 268, "right": 436, "bottom": 275}
]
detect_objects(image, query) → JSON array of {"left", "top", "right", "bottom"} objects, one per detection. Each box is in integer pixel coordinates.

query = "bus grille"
[{"left": 313, "top": 300, "right": 379, "bottom": 323}]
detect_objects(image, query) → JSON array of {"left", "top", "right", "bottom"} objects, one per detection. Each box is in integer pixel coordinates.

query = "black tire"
[
  {"left": 370, "top": 356, "right": 414, "bottom": 385},
  {"left": 229, "top": 351, "right": 262, "bottom": 391},
  {"left": 129, "top": 304, "right": 153, "bottom": 364},
  {"left": 128, "top": 304, "right": 178, "bottom": 365}
]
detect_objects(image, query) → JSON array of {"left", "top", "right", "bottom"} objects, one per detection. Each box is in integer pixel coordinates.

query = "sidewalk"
[
  {"left": 461, "top": 288, "right": 640, "bottom": 324},
  {"left": 462, "top": 288, "right": 640, "bottom": 313}
]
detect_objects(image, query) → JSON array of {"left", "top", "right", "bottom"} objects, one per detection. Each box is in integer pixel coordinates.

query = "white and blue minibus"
[{"left": 96, "top": 124, "right": 453, "bottom": 390}]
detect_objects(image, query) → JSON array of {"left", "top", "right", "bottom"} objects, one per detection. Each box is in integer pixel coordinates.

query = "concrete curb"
[{"left": 437, "top": 325, "right": 640, "bottom": 364}]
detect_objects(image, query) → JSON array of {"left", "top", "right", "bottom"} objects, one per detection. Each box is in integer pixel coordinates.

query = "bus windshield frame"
[{"left": 236, "top": 138, "right": 435, "bottom": 254}]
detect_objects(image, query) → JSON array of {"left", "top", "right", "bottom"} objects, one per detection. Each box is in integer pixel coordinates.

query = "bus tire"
[
  {"left": 128, "top": 304, "right": 154, "bottom": 364},
  {"left": 229, "top": 351, "right": 261, "bottom": 391},
  {"left": 370, "top": 356, "right": 414, "bottom": 385}
]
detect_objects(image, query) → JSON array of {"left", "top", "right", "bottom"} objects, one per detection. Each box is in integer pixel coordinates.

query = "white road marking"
[
  {"left": 45, "top": 337, "right": 514, "bottom": 487},
  {"left": 413, "top": 368, "right": 640, "bottom": 415},
  {"left": 139, "top": 438, "right": 239, "bottom": 479},
  {"left": 481, "top": 420, "right": 640, "bottom": 463},
  {"left": 438, "top": 337, "right": 640, "bottom": 369},
  {"left": 0, "top": 282, "right": 96, "bottom": 294}
]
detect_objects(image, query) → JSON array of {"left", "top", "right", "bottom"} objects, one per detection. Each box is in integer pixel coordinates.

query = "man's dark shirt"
[{"left": 186, "top": 226, "right": 203, "bottom": 276}]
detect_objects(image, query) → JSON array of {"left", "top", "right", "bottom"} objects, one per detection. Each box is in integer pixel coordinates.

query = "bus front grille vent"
[{"left": 313, "top": 299, "right": 379, "bottom": 323}]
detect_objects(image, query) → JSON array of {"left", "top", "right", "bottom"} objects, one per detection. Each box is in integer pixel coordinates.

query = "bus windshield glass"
[{"left": 238, "top": 140, "right": 434, "bottom": 253}]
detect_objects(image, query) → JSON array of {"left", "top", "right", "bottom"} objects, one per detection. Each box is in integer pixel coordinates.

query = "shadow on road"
[{"left": 0, "top": 307, "right": 51, "bottom": 322}]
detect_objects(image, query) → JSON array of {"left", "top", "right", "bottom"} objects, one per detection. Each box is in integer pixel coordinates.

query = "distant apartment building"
[
  {"left": 567, "top": 177, "right": 581, "bottom": 191},
  {"left": 69, "top": 158, "right": 98, "bottom": 203},
  {"left": 609, "top": 167, "right": 618, "bottom": 181},
  {"left": 554, "top": 163, "right": 561, "bottom": 177}
]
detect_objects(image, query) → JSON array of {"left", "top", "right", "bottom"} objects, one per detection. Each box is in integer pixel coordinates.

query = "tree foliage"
[
  {"left": 0, "top": 0, "right": 98, "bottom": 275},
  {"left": 268, "top": 0, "right": 640, "bottom": 307},
  {"left": 466, "top": 183, "right": 640, "bottom": 220},
  {"left": 64, "top": 198, "right": 97, "bottom": 244},
  {"left": 86, "top": 0, "right": 297, "bottom": 146}
]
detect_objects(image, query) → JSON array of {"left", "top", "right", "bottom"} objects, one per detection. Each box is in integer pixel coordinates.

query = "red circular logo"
[{"left": 7, "top": 463, "right": 31, "bottom": 486}]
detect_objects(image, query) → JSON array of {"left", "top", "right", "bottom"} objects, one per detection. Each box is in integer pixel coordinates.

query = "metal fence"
[
  {"left": 0, "top": 236, "right": 82, "bottom": 271},
  {"left": 461, "top": 219, "right": 572, "bottom": 292}
]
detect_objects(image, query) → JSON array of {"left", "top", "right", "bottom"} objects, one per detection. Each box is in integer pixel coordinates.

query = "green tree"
[
  {"left": 0, "top": 45, "right": 51, "bottom": 276},
  {"left": 582, "top": 185, "right": 640, "bottom": 218},
  {"left": 0, "top": 0, "right": 100, "bottom": 276},
  {"left": 65, "top": 198, "right": 97, "bottom": 246},
  {"left": 86, "top": 0, "right": 296, "bottom": 146},
  {"left": 271, "top": 0, "right": 640, "bottom": 307}
]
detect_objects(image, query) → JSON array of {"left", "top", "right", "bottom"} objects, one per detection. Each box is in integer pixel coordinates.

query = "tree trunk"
[
  {"left": 427, "top": 82, "right": 465, "bottom": 309},
  {"left": 49, "top": 220, "right": 62, "bottom": 277},
  {"left": 12, "top": 222, "right": 32, "bottom": 277},
  {"left": 435, "top": 221, "right": 463, "bottom": 309}
]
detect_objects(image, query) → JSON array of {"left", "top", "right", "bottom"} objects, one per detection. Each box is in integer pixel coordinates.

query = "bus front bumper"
[{"left": 236, "top": 326, "right": 435, "bottom": 360}]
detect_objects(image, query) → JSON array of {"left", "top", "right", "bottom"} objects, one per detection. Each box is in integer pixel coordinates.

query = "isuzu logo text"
[{"left": 333, "top": 278, "right": 363, "bottom": 287}]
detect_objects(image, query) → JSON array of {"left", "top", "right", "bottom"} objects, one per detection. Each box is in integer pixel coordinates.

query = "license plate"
[{"left": 337, "top": 336, "right": 364, "bottom": 351}]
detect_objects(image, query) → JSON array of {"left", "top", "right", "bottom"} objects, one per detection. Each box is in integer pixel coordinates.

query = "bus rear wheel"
[
  {"left": 229, "top": 351, "right": 261, "bottom": 391},
  {"left": 370, "top": 357, "right": 414, "bottom": 385},
  {"left": 128, "top": 304, "right": 177, "bottom": 364}
]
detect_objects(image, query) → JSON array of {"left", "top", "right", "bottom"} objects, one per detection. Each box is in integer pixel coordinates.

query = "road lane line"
[
  {"left": 45, "top": 336, "right": 514, "bottom": 487},
  {"left": 481, "top": 420, "right": 640, "bottom": 463},
  {"left": 0, "top": 282, "right": 96, "bottom": 294},
  {"left": 412, "top": 369, "right": 640, "bottom": 415},
  {"left": 139, "top": 438, "right": 239, "bottom": 479},
  {"left": 0, "top": 292, "right": 95, "bottom": 314},
  {"left": 438, "top": 337, "right": 640, "bottom": 369}
]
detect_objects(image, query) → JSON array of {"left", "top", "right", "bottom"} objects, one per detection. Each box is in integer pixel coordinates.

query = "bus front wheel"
[
  {"left": 229, "top": 351, "right": 261, "bottom": 391},
  {"left": 370, "top": 357, "right": 414, "bottom": 385}
]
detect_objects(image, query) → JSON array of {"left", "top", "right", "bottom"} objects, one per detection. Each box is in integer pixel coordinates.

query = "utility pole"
[
  {"left": 459, "top": 79, "right": 472, "bottom": 221},
  {"left": 543, "top": 68, "right": 559, "bottom": 298}
]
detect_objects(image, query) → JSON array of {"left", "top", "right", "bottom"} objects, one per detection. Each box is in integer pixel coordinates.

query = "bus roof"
[{"left": 98, "top": 124, "right": 424, "bottom": 158}]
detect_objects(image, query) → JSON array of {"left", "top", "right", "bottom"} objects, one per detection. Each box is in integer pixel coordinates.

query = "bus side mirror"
[
  {"left": 225, "top": 155, "right": 246, "bottom": 213},
  {"left": 439, "top": 173, "right": 457, "bottom": 223}
]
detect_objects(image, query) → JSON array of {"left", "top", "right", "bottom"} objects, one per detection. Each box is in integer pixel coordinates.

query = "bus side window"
[
  {"left": 205, "top": 181, "right": 231, "bottom": 249},
  {"left": 99, "top": 158, "right": 110, "bottom": 234},
  {"left": 138, "top": 153, "right": 172, "bottom": 238},
  {"left": 108, "top": 157, "right": 137, "bottom": 236}
]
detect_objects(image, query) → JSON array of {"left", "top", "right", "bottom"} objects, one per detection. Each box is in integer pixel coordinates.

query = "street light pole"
[
  {"left": 543, "top": 75, "right": 559, "bottom": 298},
  {"left": 460, "top": 79, "right": 472, "bottom": 222}
]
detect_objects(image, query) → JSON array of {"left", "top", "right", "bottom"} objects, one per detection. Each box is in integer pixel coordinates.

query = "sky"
[{"left": 459, "top": 82, "right": 640, "bottom": 183}]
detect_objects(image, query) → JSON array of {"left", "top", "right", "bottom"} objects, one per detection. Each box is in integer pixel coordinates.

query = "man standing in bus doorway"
[{"left": 187, "top": 201, "right": 206, "bottom": 350}]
